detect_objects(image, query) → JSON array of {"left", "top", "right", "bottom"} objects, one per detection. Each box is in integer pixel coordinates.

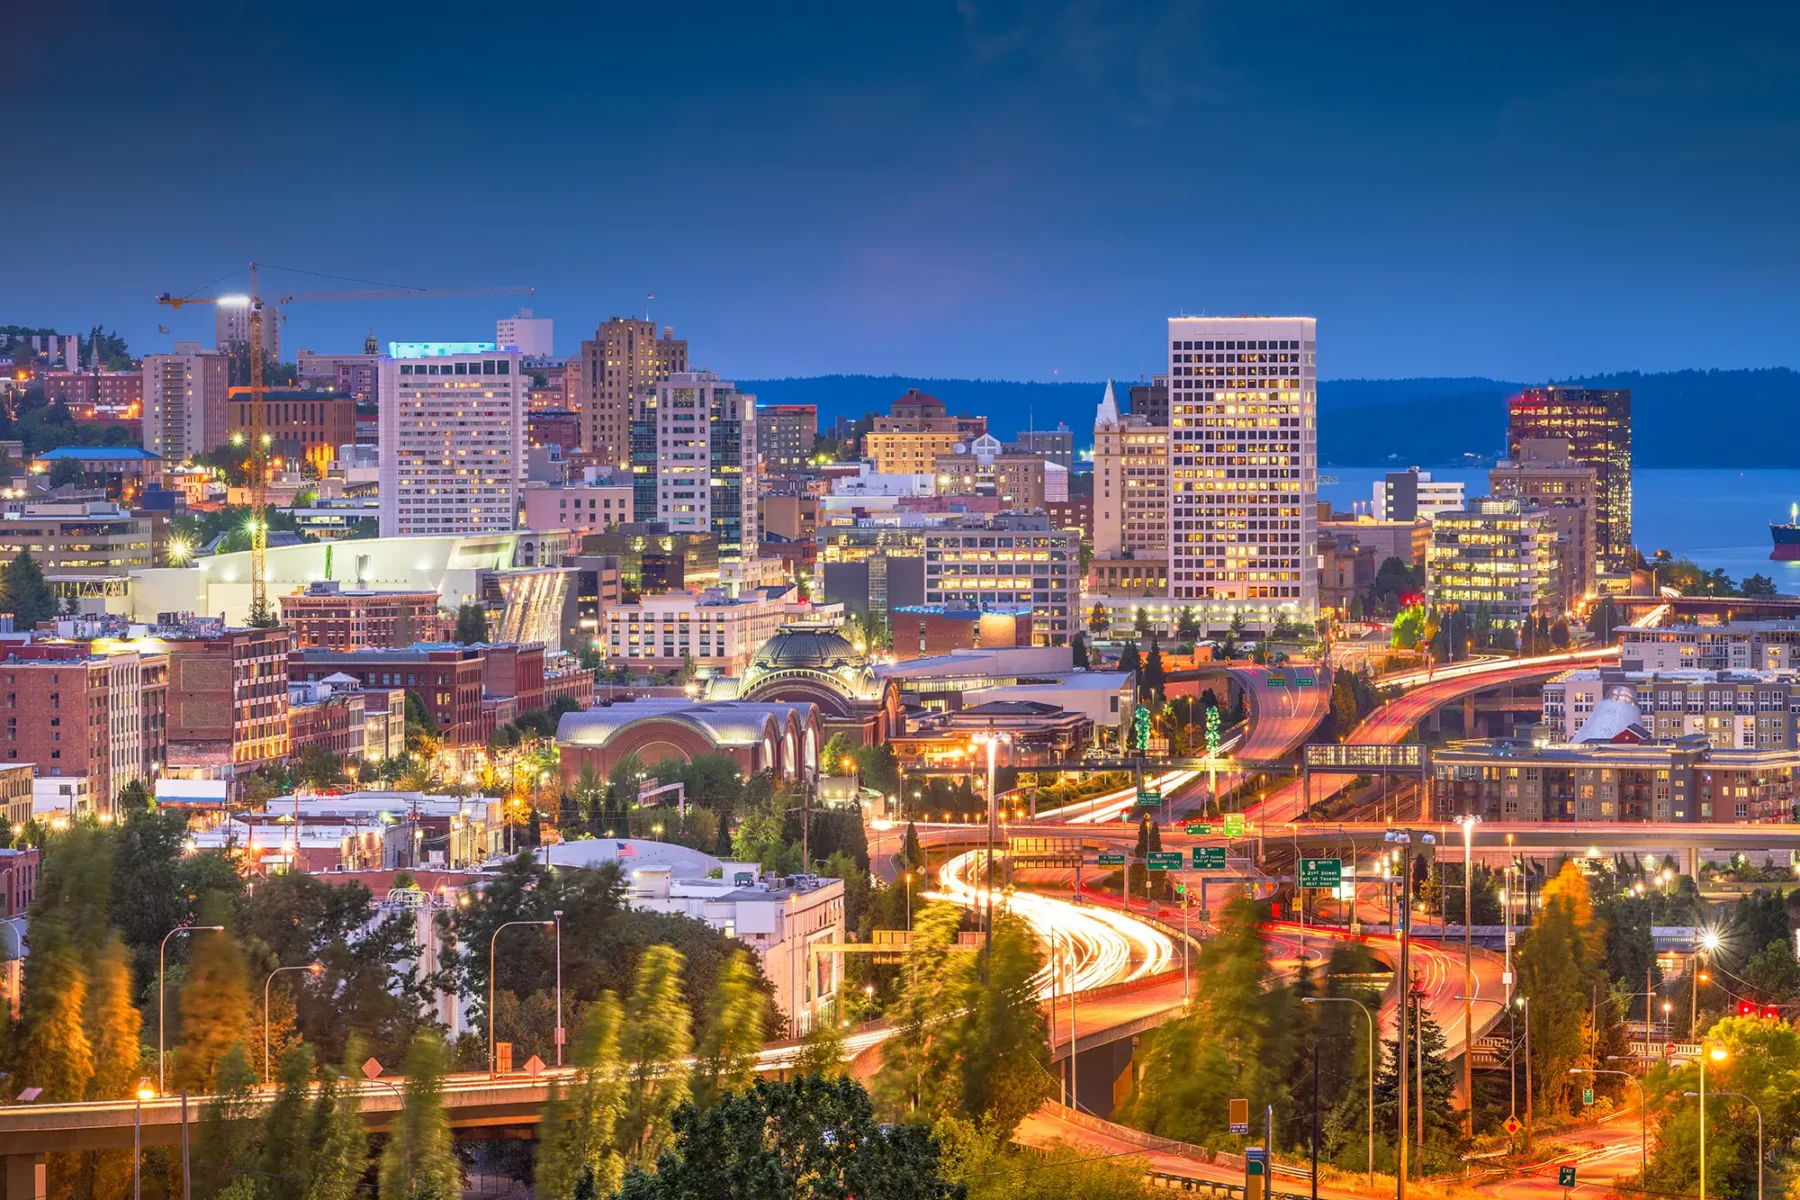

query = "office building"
[
  {"left": 1425, "top": 497, "right": 1564, "bottom": 625},
  {"left": 496, "top": 308, "right": 553, "bottom": 356},
  {"left": 0, "top": 501, "right": 159, "bottom": 591},
  {"left": 143, "top": 344, "right": 229, "bottom": 461},
  {"left": 756, "top": 404, "right": 817, "bottom": 472},
  {"left": 577, "top": 318, "right": 688, "bottom": 467},
  {"left": 1508, "top": 386, "right": 1632, "bottom": 570},
  {"left": 295, "top": 348, "right": 381, "bottom": 404},
  {"left": 1373, "top": 467, "right": 1466, "bottom": 522},
  {"left": 922, "top": 513, "right": 1076, "bottom": 645},
  {"left": 1488, "top": 438, "right": 1600, "bottom": 598},
  {"left": 228, "top": 388, "right": 357, "bottom": 474},
  {"left": 1128, "top": 376, "right": 1170, "bottom": 427},
  {"left": 0, "top": 643, "right": 168, "bottom": 816},
  {"left": 215, "top": 299, "right": 279, "bottom": 361},
  {"left": 1318, "top": 516, "right": 1430, "bottom": 570},
  {"left": 1093, "top": 381, "right": 1168, "bottom": 560},
  {"left": 580, "top": 524, "right": 720, "bottom": 593},
  {"left": 278, "top": 582, "right": 448, "bottom": 649},
  {"left": 523, "top": 480, "right": 633, "bottom": 536},
  {"left": 646, "top": 371, "right": 758, "bottom": 563},
  {"left": 820, "top": 524, "right": 927, "bottom": 631},
  {"left": 377, "top": 343, "right": 527, "bottom": 538},
  {"left": 1165, "top": 316, "right": 1317, "bottom": 614},
  {"left": 866, "top": 390, "right": 985, "bottom": 475},
  {"left": 1620, "top": 620, "right": 1800, "bottom": 673},
  {"left": 160, "top": 627, "right": 291, "bottom": 773},
  {"left": 1007, "top": 426, "right": 1075, "bottom": 471},
  {"left": 602, "top": 586, "right": 798, "bottom": 676},
  {"left": 1542, "top": 667, "right": 1800, "bottom": 749}
]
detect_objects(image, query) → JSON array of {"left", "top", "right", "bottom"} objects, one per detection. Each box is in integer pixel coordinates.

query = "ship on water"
[{"left": 1773, "top": 503, "right": 1800, "bottom": 561}]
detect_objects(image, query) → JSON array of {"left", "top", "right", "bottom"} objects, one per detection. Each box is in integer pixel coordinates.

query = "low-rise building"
[
  {"left": 278, "top": 582, "right": 448, "bottom": 649},
  {"left": 602, "top": 586, "right": 801, "bottom": 677},
  {"left": 1318, "top": 517, "right": 1430, "bottom": 570},
  {"left": 160, "top": 626, "right": 291, "bottom": 777},
  {"left": 888, "top": 699, "right": 1092, "bottom": 769},
  {"left": 288, "top": 645, "right": 486, "bottom": 746},
  {"left": 1425, "top": 497, "right": 1566, "bottom": 625},
  {"left": 1087, "top": 556, "right": 1168, "bottom": 598},
  {"left": 890, "top": 605, "right": 1034, "bottom": 660},
  {"left": 0, "top": 500, "right": 160, "bottom": 591},
  {"left": 1620, "top": 621, "right": 1800, "bottom": 673},
  {"left": 1543, "top": 667, "right": 1800, "bottom": 749},
  {"left": 522, "top": 480, "right": 633, "bottom": 537}
]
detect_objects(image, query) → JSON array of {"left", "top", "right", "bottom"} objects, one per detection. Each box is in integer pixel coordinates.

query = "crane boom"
[{"left": 156, "top": 265, "right": 534, "bottom": 623}]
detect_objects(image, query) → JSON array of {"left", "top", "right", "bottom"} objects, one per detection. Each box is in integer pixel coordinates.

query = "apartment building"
[
  {"left": 522, "top": 480, "right": 633, "bottom": 536},
  {"left": 756, "top": 404, "right": 817, "bottom": 472},
  {"left": 1620, "top": 621, "right": 1800, "bottom": 673},
  {"left": 142, "top": 344, "right": 229, "bottom": 460},
  {"left": 161, "top": 627, "right": 291, "bottom": 772},
  {"left": 922, "top": 513, "right": 1076, "bottom": 645},
  {"left": 278, "top": 582, "right": 448, "bottom": 649},
  {"left": 1489, "top": 438, "right": 1601, "bottom": 599},
  {"left": 1425, "top": 497, "right": 1565, "bottom": 625},
  {"left": 377, "top": 344, "right": 527, "bottom": 537},
  {"left": 216, "top": 298, "right": 280, "bottom": 360},
  {"left": 643, "top": 372, "right": 758, "bottom": 563},
  {"left": 1543, "top": 667, "right": 1800, "bottom": 749},
  {"left": 577, "top": 319, "right": 687, "bottom": 466},
  {"left": 1373, "top": 468, "right": 1466, "bottom": 522},
  {"left": 288, "top": 644, "right": 486, "bottom": 746},
  {"left": 0, "top": 643, "right": 167, "bottom": 816},
  {"left": 603, "top": 586, "right": 797, "bottom": 677}
]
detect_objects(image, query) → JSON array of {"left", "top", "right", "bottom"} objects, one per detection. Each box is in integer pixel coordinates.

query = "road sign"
[
  {"left": 1148, "top": 851, "right": 1183, "bottom": 870},
  {"left": 1503, "top": 1116, "right": 1521, "bottom": 1136},
  {"left": 1267, "top": 673, "right": 1287, "bottom": 687},
  {"left": 1295, "top": 673, "right": 1316, "bottom": 687},
  {"left": 1229, "top": 1098, "right": 1250, "bottom": 1136},
  {"left": 1193, "top": 846, "right": 1227, "bottom": 869},
  {"left": 1185, "top": 822, "right": 1213, "bottom": 835},
  {"left": 1558, "top": 1166, "right": 1577, "bottom": 1188},
  {"left": 1298, "top": 857, "right": 1343, "bottom": 889},
  {"left": 1224, "top": 813, "right": 1246, "bottom": 837},
  {"left": 1135, "top": 789, "right": 1162, "bottom": 808},
  {"left": 1664, "top": 1042, "right": 1677, "bottom": 1058},
  {"left": 1097, "top": 852, "right": 1126, "bottom": 867},
  {"left": 1581, "top": 1087, "right": 1594, "bottom": 1106}
]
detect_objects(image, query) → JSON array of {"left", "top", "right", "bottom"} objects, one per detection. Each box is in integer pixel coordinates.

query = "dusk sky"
[{"left": 10, "top": 0, "right": 1799, "bottom": 382}]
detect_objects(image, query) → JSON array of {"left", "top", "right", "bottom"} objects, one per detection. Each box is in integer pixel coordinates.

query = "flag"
[{"left": 616, "top": 841, "right": 636, "bottom": 857}]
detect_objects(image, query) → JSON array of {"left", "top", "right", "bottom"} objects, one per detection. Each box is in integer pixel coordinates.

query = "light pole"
[
  {"left": 1689, "top": 1089, "right": 1760, "bottom": 1200},
  {"left": 159, "top": 924, "right": 224, "bottom": 1092},
  {"left": 1693, "top": 929, "right": 1720, "bottom": 1039},
  {"left": 263, "top": 961, "right": 323, "bottom": 1082},
  {"left": 1693, "top": 1041, "right": 1729, "bottom": 1200},
  {"left": 1571, "top": 1067, "right": 1646, "bottom": 1177},
  {"left": 133, "top": 1078, "right": 155, "bottom": 1200},
  {"left": 553, "top": 909, "right": 565, "bottom": 1066},
  {"left": 1385, "top": 827, "right": 1435, "bottom": 1200},
  {"left": 972, "top": 730, "right": 1011, "bottom": 973},
  {"left": 1303, "top": 995, "right": 1374, "bottom": 1186},
  {"left": 489, "top": 919, "right": 555, "bottom": 1077},
  {"left": 1456, "top": 814, "right": 1478, "bottom": 1137}
]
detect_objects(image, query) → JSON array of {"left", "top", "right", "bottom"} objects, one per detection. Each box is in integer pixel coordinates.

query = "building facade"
[
  {"left": 1508, "top": 387, "right": 1632, "bottom": 570},
  {"left": 496, "top": 308, "right": 553, "bottom": 356},
  {"left": 756, "top": 404, "right": 817, "bottom": 472},
  {"left": 647, "top": 372, "right": 758, "bottom": 564},
  {"left": 1488, "top": 438, "right": 1600, "bottom": 599},
  {"left": 0, "top": 502, "right": 158, "bottom": 590},
  {"left": 1543, "top": 667, "right": 1800, "bottom": 749},
  {"left": 377, "top": 345, "right": 527, "bottom": 538},
  {"left": 162, "top": 628, "right": 291, "bottom": 772},
  {"left": 577, "top": 319, "right": 688, "bottom": 467},
  {"left": 1620, "top": 621, "right": 1800, "bottom": 673},
  {"left": 1094, "top": 382, "right": 1169, "bottom": 560},
  {"left": 1425, "top": 497, "right": 1565, "bottom": 625},
  {"left": 922, "top": 514, "right": 1075, "bottom": 645},
  {"left": 143, "top": 345, "right": 229, "bottom": 461},
  {"left": 1374, "top": 468, "right": 1466, "bottom": 523},
  {"left": 602, "top": 587, "right": 796, "bottom": 677},
  {"left": 216, "top": 299, "right": 279, "bottom": 360},
  {"left": 278, "top": 583, "right": 448, "bottom": 649},
  {"left": 1164, "top": 317, "right": 1317, "bottom": 616},
  {"left": 228, "top": 388, "right": 356, "bottom": 474},
  {"left": 522, "top": 481, "right": 633, "bottom": 537}
]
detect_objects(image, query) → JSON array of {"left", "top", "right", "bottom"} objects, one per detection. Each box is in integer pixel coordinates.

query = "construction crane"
[{"left": 157, "top": 264, "right": 532, "bottom": 623}]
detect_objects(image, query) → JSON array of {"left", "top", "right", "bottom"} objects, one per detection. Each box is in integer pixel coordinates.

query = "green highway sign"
[
  {"left": 1558, "top": 1166, "right": 1577, "bottom": 1189},
  {"left": 1298, "top": 857, "right": 1343, "bottom": 889},
  {"left": 1185, "top": 822, "right": 1212, "bottom": 835},
  {"left": 1223, "top": 814, "right": 1246, "bottom": 837},
  {"left": 1193, "top": 846, "right": 1227, "bottom": 869},
  {"left": 1267, "top": 673, "right": 1287, "bottom": 687},
  {"left": 1295, "top": 673, "right": 1316, "bottom": 687},
  {"left": 1581, "top": 1087, "right": 1594, "bottom": 1106},
  {"left": 1147, "top": 852, "right": 1183, "bottom": 870},
  {"left": 1135, "top": 789, "right": 1162, "bottom": 808},
  {"left": 1097, "top": 852, "right": 1126, "bottom": 867}
]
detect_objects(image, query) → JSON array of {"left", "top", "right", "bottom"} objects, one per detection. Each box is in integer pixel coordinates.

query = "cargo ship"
[{"left": 1773, "top": 504, "right": 1800, "bottom": 561}]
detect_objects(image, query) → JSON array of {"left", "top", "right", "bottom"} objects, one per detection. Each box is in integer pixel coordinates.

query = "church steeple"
[{"left": 1095, "top": 379, "right": 1120, "bottom": 429}]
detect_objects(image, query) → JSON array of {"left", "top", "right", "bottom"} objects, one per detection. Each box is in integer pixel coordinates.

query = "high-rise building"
[
  {"left": 921, "top": 513, "right": 1076, "bottom": 645},
  {"left": 1007, "top": 426, "right": 1075, "bottom": 471},
  {"left": 496, "top": 308, "right": 554, "bottom": 356},
  {"left": 643, "top": 372, "right": 758, "bottom": 563},
  {"left": 1093, "top": 381, "right": 1169, "bottom": 560},
  {"left": 1165, "top": 316, "right": 1317, "bottom": 614},
  {"left": 1508, "top": 386, "right": 1631, "bottom": 570},
  {"left": 1489, "top": 438, "right": 1600, "bottom": 599},
  {"left": 142, "top": 343, "right": 229, "bottom": 460},
  {"left": 577, "top": 319, "right": 688, "bottom": 467},
  {"left": 1374, "top": 467, "right": 1465, "bottom": 522},
  {"left": 1425, "top": 496, "right": 1565, "bottom": 625},
  {"left": 377, "top": 343, "right": 527, "bottom": 538},
  {"left": 1128, "top": 375, "right": 1170, "bottom": 427},
  {"left": 756, "top": 404, "right": 817, "bottom": 472},
  {"left": 215, "top": 298, "right": 280, "bottom": 362}
]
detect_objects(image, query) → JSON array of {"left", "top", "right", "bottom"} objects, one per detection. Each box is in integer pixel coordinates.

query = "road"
[{"left": 1231, "top": 663, "right": 1333, "bottom": 763}]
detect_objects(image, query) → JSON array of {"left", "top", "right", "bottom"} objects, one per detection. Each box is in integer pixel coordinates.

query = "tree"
[
  {"left": 958, "top": 910, "right": 1051, "bottom": 1134},
  {"left": 173, "top": 896, "right": 255, "bottom": 1093},
  {"left": 1141, "top": 636, "right": 1166, "bottom": 700},
  {"left": 453, "top": 601, "right": 489, "bottom": 645},
  {"left": 1, "top": 550, "right": 57, "bottom": 628},
  {"left": 1133, "top": 606, "right": 1151, "bottom": 636},
  {"left": 48, "top": 456, "right": 85, "bottom": 488},
  {"left": 1330, "top": 670, "right": 1360, "bottom": 740},
  {"left": 618, "top": 1076, "right": 961, "bottom": 1200},
  {"left": 617, "top": 945, "right": 694, "bottom": 1163},
  {"left": 1070, "top": 631, "right": 1090, "bottom": 669},
  {"left": 1514, "top": 861, "right": 1614, "bottom": 1114},
  {"left": 1742, "top": 572, "right": 1778, "bottom": 597},
  {"left": 1176, "top": 607, "right": 1201, "bottom": 641},
  {"left": 1087, "top": 603, "right": 1110, "bottom": 636},
  {"left": 378, "top": 1031, "right": 461, "bottom": 1200},
  {"left": 0, "top": 446, "right": 15, "bottom": 488},
  {"left": 791, "top": 1003, "right": 850, "bottom": 1080},
  {"left": 1118, "top": 642, "right": 1142, "bottom": 680},
  {"left": 903, "top": 821, "right": 924, "bottom": 871},
  {"left": 537, "top": 992, "right": 627, "bottom": 1200},
  {"left": 193, "top": 1046, "right": 261, "bottom": 1200},
  {"left": 1371, "top": 980, "right": 1463, "bottom": 1168},
  {"left": 691, "top": 950, "right": 766, "bottom": 1110},
  {"left": 84, "top": 935, "right": 142, "bottom": 1101},
  {"left": 259, "top": 1045, "right": 317, "bottom": 1200},
  {"left": 17, "top": 933, "right": 93, "bottom": 1101}
]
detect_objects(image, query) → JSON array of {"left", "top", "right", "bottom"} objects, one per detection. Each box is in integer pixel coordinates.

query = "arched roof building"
[
  {"left": 704, "top": 624, "right": 900, "bottom": 744},
  {"left": 556, "top": 698, "right": 821, "bottom": 789}
]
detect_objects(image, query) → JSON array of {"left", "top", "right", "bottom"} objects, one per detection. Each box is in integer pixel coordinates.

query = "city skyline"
[{"left": 10, "top": 1, "right": 1800, "bottom": 383}]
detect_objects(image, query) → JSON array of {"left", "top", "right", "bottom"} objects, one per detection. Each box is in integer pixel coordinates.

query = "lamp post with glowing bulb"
[
  {"left": 1694, "top": 928, "right": 1721, "bottom": 1038},
  {"left": 1572, "top": 1067, "right": 1646, "bottom": 1177},
  {"left": 1303, "top": 996, "right": 1374, "bottom": 1186},
  {"left": 489, "top": 920, "right": 555, "bottom": 1077},
  {"left": 1456, "top": 814, "right": 1478, "bottom": 1138},
  {"left": 159, "top": 924, "right": 225, "bottom": 1092},
  {"left": 133, "top": 1077, "right": 156, "bottom": 1200},
  {"left": 1688, "top": 1088, "right": 1760, "bottom": 1200},
  {"left": 971, "top": 730, "right": 1011, "bottom": 973},
  {"left": 263, "top": 961, "right": 323, "bottom": 1082},
  {"left": 1692, "top": 1041, "right": 1730, "bottom": 1200}
]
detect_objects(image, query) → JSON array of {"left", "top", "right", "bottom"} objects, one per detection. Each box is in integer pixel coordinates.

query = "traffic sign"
[
  {"left": 1558, "top": 1166, "right": 1577, "bottom": 1188},
  {"left": 1503, "top": 1116, "right": 1521, "bottom": 1136},
  {"left": 1097, "top": 852, "right": 1126, "bottom": 867},
  {"left": 1298, "top": 857, "right": 1343, "bottom": 889},
  {"left": 1229, "top": 1098, "right": 1250, "bottom": 1136},
  {"left": 1193, "top": 846, "right": 1227, "bottom": 869},
  {"left": 1224, "top": 813, "right": 1246, "bottom": 837},
  {"left": 1581, "top": 1087, "right": 1594, "bottom": 1106},
  {"left": 1148, "top": 851, "right": 1183, "bottom": 870},
  {"left": 1267, "top": 673, "right": 1287, "bottom": 687},
  {"left": 1185, "top": 822, "right": 1213, "bottom": 835},
  {"left": 1664, "top": 1042, "right": 1677, "bottom": 1058},
  {"left": 1135, "top": 789, "right": 1162, "bottom": 808},
  {"left": 1295, "top": 673, "right": 1316, "bottom": 687}
]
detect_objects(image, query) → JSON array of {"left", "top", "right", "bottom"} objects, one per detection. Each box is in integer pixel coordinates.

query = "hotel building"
[
  {"left": 642, "top": 372, "right": 758, "bottom": 565},
  {"left": 377, "top": 343, "right": 527, "bottom": 538}
]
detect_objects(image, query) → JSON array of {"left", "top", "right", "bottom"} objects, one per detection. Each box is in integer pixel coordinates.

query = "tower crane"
[{"left": 157, "top": 264, "right": 532, "bottom": 623}]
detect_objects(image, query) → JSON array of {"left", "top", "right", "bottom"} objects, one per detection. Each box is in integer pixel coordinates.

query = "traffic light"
[
  {"left": 1764, "top": 1006, "right": 1782, "bottom": 1020},
  {"left": 1738, "top": 1001, "right": 1756, "bottom": 1017}
]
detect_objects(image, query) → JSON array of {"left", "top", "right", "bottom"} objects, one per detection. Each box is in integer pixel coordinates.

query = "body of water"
[{"left": 1320, "top": 466, "right": 1800, "bottom": 587}]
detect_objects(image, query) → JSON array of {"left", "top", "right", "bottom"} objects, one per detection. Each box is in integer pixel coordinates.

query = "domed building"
[{"left": 705, "top": 623, "right": 901, "bottom": 745}]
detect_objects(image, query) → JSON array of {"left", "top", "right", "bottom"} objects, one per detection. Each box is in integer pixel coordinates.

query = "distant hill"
[{"left": 743, "top": 367, "right": 1800, "bottom": 466}]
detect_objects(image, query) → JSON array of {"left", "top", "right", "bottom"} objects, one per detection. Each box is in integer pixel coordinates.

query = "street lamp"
[
  {"left": 159, "top": 924, "right": 225, "bottom": 1092},
  {"left": 1385, "top": 826, "right": 1434, "bottom": 1200},
  {"left": 133, "top": 1078, "right": 155, "bottom": 1200},
  {"left": 552, "top": 909, "right": 565, "bottom": 1067},
  {"left": 1571, "top": 1067, "right": 1646, "bottom": 1177},
  {"left": 1455, "top": 814, "right": 1479, "bottom": 1138},
  {"left": 489, "top": 919, "right": 555, "bottom": 1077},
  {"left": 1686, "top": 1041, "right": 1731, "bottom": 1200},
  {"left": 263, "top": 961, "right": 324, "bottom": 1082},
  {"left": 1687, "top": 1088, "right": 1760, "bottom": 1200},
  {"left": 1303, "top": 996, "right": 1374, "bottom": 1186},
  {"left": 971, "top": 730, "right": 1012, "bottom": 970}
]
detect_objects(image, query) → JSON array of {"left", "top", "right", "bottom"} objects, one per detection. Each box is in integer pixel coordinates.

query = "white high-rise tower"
[{"left": 1165, "top": 316, "right": 1317, "bottom": 618}]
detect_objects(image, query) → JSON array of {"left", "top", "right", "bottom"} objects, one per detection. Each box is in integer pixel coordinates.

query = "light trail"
[
  {"left": 1058, "top": 768, "right": 1206, "bottom": 825},
  {"left": 928, "top": 849, "right": 1177, "bottom": 997}
]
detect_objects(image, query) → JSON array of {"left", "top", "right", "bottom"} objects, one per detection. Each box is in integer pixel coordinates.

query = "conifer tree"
[
  {"left": 194, "top": 1045, "right": 261, "bottom": 1200},
  {"left": 616, "top": 945, "right": 693, "bottom": 1162},
  {"left": 378, "top": 1031, "right": 461, "bottom": 1200},
  {"left": 84, "top": 935, "right": 142, "bottom": 1101},
  {"left": 691, "top": 950, "right": 766, "bottom": 1110},
  {"left": 1, "top": 550, "right": 57, "bottom": 628},
  {"left": 903, "top": 820, "right": 924, "bottom": 870},
  {"left": 18, "top": 932, "right": 93, "bottom": 1101},
  {"left": 306, "top": 1046, "right": 371, "bottom": 1200},
  {"left": 259, "top": 1044, "right": 316, "bottom": 1200},
  {"left": 537, "top": 992, "right": 627, "bottom": 1200},
  {"left": 174, "top": 897, "right": 254, "bottom": 1093},
  {"left": 874, "top": 902, "right": 970, "bottom": 1123}
]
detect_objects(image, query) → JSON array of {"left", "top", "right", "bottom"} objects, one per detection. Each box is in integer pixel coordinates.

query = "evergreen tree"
[
  {"left": 1142, "top": 636, "right": 1166, "bottom": 700},
  {"left": 903, "top": 821, "right": 924, "bottom": 871},
  {"left": 1070, "top": 631, "right": 1089, "bottom": 669},
  {"left": 84, "top": 934, "right": 142, "bottom": 1101},
  {"left": 259, "top": 1044, "right": 317, "bottom": 1200},
  {"left": 1, "top": 550, "right": 57, "bottom": 628},
  {"left": 174, "top": 896, "right": 254, "bottom": 1093},
  {"left": 1087, "top": 602, "right": 1110, "bottom": 636},
  {"left": 453, "top": 601, "right": 489, "bottom": 645},
  {"left": 1514, "top": 861, "right": 1614, "bottom": 1114},
  {"left": 17, "top": 931, "right": 93, "bottom": 1101},
  {"left": 377, "top": 1031, "right": 461, "bottom": 1200},
  {"left": 874, "top": 901, "right": 970, "bottom": 1122},
  {"left": 1330, "top": 669, "right": 1360, "bottom": 739},
  {"left": 616, "top": 945, "right": 693, "bottom": 1163},
  {"left": 536, "top": 992, "right": 627, "bottom": 1200},
  {"left": 691, "top": 950, "right": 766, "bottom": 1110},
  {"left": 306, "top": 1047, "right": 372, "bottom": 1200},
  {"left": 193, "top": 1045, "right": 261, "bottom": 1200},
  {"left": 956, "top": 910, "right": 1050, "bottom": 1135},
  {"left": 1372, "top": 978, "right": 1462, "bottom": 1169},
  {"left": 1118, "top": 642, "right": 1142, "bottom": 681}
]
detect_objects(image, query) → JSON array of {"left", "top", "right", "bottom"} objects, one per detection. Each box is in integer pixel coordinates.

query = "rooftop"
[{"left": 32, "top": 446, "right": 163, "bottom": 461}]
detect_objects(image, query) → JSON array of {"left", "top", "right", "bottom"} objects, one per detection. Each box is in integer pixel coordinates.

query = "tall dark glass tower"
[{"left": 1507, "top": 387, "right": 1631, "bottom": 571}]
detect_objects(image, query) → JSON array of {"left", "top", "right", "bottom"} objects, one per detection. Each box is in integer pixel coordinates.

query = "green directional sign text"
[
  {"left": 1097, "top": 852, "right": 1126, "bottom": 867},
  {"left": 1581, "top": 1087, "right": 1594, "bottom": 1106},
  {"left": 1193, "top": 846, "right": 1227, "bottom": 869},
  {"left": 1135, "top": 789, "right": 1162, "bottom": 808},
  {"left": 1298, "top": 857, "right": 1343, "bottom": 889},
  {"left": 1558, "top": 1166, "right": 1577, "bottom": 1189},
  {"left": 1223, "top": 813, "right": 1246, "bottom": 837},
  {"left": 1147, "top": 851, "right": 1183, "bottom": 870},
  {"left": 1185, "top": 822, "right": 1212, "bottom": 836}
]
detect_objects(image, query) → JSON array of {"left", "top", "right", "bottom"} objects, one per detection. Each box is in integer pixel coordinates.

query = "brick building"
[
  {"left": 289, "top": 645, "right": 487, "bottom": 746},
  {"left": 44, "top": 370, "right": 143, "bottom": 412},
  {"left": 160, "top": 628, "right": 291, "bottom": 772},
  {"left": 287, "top": 680, "right": 368, "bottom": 762},
  {"left": 228, "top": 388, "right": 358, "bottom": 474},
  {"left": 278, "top": 583, "right": 448, "bottom": 650}
]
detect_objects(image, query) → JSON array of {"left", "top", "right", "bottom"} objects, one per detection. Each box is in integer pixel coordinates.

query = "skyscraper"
[
  {"left": 1093, "top": 381, "right": 1169, "bottom": 560},
  {"left": 215, "top": 297, "right": 280, "bottom": 362},
  {"left": 1507, "top": 386, "right": 1632, "bottom": 571},
  {"left": 577, "top": 319, "right": 688, "bottom": 467},
  {"left": 377, "top": 343, "right": 526, "bottom": 537},
  {"left": 646, "top": 371, "right": 759, "bottom": 563},
  {"left": 1165, "top": 316, "right": 1317, "bottom": 616},
  {"left": 142, "top": 343, "right": 229, "bottom": 460}
]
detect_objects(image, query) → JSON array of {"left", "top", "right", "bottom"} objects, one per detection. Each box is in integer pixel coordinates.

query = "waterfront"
[{"left": 1322, "top": 466, "right": 1800, "bottom": 589}]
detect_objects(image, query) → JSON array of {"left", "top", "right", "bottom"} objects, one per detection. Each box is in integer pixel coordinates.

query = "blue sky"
[{"left": 9, "top": 0, "right": 1799, "bottom": 382}]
